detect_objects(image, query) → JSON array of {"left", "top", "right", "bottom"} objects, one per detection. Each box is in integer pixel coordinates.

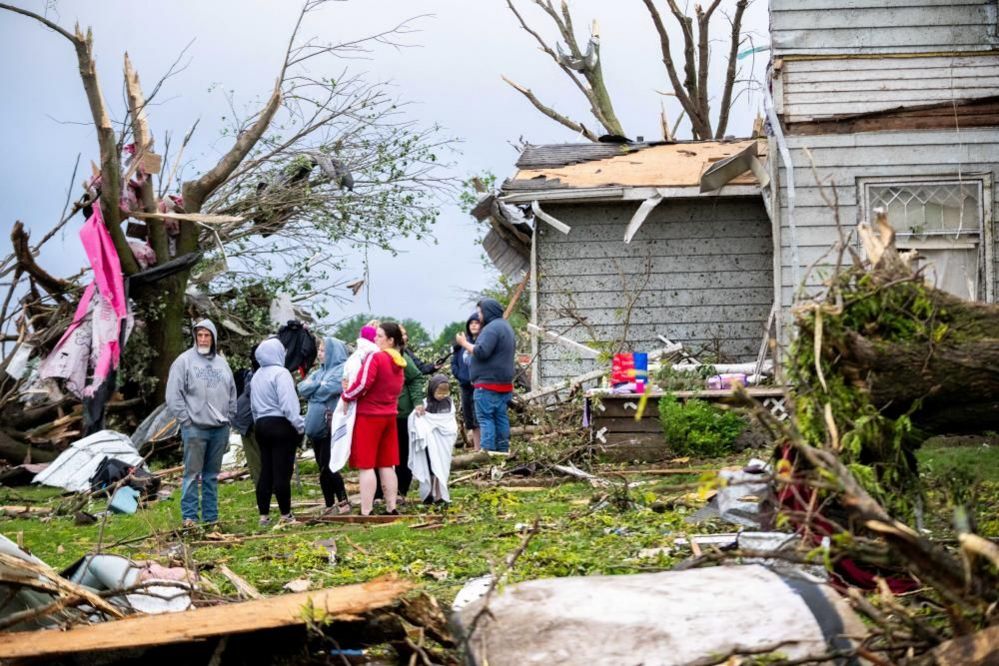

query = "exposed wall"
[
  {"left": 772, "top": 128, "right": 999, "bottom": 312},
  {"left": 535, "top": 199, "right": 773, "bottom": 387},
  {"left": 770, "top": 0, "right": 999, "bottom": 56},
  {"left": 776, "top": 55, "right": 999, "bottom": 123}
]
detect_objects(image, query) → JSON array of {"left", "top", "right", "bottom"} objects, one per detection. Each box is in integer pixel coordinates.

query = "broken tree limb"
[
  {"left": 10, "top": 222, "right": 72, "bottom": 302},
  {"left": 0, "top": 577, "right": 413, "bottom": 660},
  {"left": 526, "top": 323, "right": 600, "bottom": 359},
  {"left": 0, "top": 4, "right": 139, "bottom": 276},
  {"left": 217, "top": 564, "right": 263, "bottom": 600},
  {"left": 503, "top": 270, "right": 530, "bottom": 320}
]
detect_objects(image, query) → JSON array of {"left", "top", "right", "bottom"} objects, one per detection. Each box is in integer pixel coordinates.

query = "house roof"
[{"left": 503, "top": 139, "right": 766, "bottom": 195}]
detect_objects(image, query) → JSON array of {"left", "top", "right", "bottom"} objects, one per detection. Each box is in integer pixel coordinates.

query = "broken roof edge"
[{"left": 500, "top": 184, "right": 761, "bottom": 205}]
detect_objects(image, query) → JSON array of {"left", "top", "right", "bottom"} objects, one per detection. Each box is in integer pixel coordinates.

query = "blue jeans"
[
  {"left": 474, "top": 388, "right": 512, "bottom": 453},
  {"left": 181, "top": 424, "right": 229, "bottom": 522}
]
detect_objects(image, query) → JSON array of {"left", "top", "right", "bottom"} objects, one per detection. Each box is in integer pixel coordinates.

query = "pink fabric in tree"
[
  {"left": 78, "top": 205, "right": 128, "bottom": 393},
  {"left": 40, "top": 205, "right": 130, "bottom": 397}
]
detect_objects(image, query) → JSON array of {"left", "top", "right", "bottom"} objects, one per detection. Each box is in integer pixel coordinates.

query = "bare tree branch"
[
  {"left": 502, "top": 76, "right": 598, "bottom": 141},
  {"left": 639, "top": 0, "right": 710, "bottom": 139},
  {"left": 715, "top": 0, "right": 750, "bottom": 139},
  {"left": 0, "top": 3, "right": 140, "bottom": 274}
]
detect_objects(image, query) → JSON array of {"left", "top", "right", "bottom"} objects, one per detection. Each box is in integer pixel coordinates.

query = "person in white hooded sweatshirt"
[
  {"left": 250, "top": 338, "right": 305, "bottom": 526},
  {"left": 166, "top": 319, "right": 238, "bottom": 527}
]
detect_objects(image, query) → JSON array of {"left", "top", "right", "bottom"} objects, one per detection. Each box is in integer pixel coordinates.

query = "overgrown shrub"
[{"left": 658, "top": 394, "right": 746, "bottom": 458}]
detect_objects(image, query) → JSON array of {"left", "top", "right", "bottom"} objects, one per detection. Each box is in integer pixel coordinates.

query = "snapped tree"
[
  {"left": 0, "top": 0, "right": 454, "bottom": 460},
  {"left": 502, "top": 0, "right": 751, "bottom": 141}
]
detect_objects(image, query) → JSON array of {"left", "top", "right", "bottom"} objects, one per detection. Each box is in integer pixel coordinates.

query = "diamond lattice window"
[{"left": 861, "top": 178, "right": 992, "bottom": 302}]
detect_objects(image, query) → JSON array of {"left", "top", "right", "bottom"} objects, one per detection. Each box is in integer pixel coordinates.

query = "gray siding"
[
  {"left": 778, "top": 55, "right": 999, "bottom": 123},
  {"left": 771, "top": 0, "right": 999, "bottom": 56},
  {"left": 772, "top": 128, "right": 999, "bottom": 314},
  {"left": 535, "top": 200, "right": 773, "bottom": 387}
]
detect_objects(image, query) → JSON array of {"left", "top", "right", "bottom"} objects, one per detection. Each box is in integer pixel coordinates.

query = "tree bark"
[{"left": 840, "top": 324, "right": 999, "bottom": 433}]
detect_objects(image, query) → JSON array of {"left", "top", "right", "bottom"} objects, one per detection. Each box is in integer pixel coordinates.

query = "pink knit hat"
[{"left": 360, "top": 325, "right": 377, "bottom": 342}]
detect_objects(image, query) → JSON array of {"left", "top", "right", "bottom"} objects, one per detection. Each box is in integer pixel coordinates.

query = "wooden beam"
[
  {"left": 526, "top": 323, "right": 600, "bottom": 359},
  {"left": 0, "top": 577, "right": 412, "bottom": 659}
]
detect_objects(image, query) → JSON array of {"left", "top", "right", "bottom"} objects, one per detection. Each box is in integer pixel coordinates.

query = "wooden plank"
[
  {"left": 784, "top": 55, "right": 999, "bottom": 76},
  {"left": 0, "top": 578, "right": 412, "bottom": 658},
  {"left": 592, "top": 417, "right": 663, "bottom": 434}
]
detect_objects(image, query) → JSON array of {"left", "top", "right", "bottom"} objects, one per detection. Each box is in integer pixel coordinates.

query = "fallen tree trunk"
[
  {"left": 0, "top": 429, "right": 57, "bottom": 464},
  {"left": 792, "top": 214, "right": 999, "bottom": 503}
]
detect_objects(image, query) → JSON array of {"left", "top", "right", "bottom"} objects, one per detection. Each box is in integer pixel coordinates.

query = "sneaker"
[
  {"left": 385, "top": 509, "right": 400, "bottom": 516},
  {"left": 182, "top": 518, "right": 197, "bottom": 529},
  {"left": 277, "top": 513, "right": 299, "bottom": 526},
  {"left": 258, "top": 516, "right": 271, "bottom": 527},
  {"left": 336, "top": 500, "right": 352, "bottom": 515}
]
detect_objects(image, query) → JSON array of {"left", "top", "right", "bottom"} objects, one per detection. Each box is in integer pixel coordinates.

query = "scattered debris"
[
  {"left": 0, "top": 576, "right": 414, "bottom": 661},
  {"left": 33, "top": 430, "right": 145, "bottom": 493},
  {"left": 452, "top": 565, "right": 865, "bottom": 664},
  {"left": 282, "top": 577, "right": 311, "bottom": 593}
]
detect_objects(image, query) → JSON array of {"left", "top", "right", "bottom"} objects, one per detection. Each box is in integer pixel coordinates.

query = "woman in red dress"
[{"left": 340, "top": 322, "right": 407, "bottom": 515}]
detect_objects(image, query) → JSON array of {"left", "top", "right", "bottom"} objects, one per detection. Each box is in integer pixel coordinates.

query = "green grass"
[
  {"left": 0, "top": 459, "right": 712, "bottom": 603},
  {"left": 2, "top": 441, "right": 993, "bottom": 607}
]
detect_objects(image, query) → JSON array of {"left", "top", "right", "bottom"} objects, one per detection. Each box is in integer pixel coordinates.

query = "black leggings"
[
  {"left": 254, "top": 416, "right": 298, "bottom": 516},
  {"left": 310, "top": 434, "right": 347, "bottom": 507},
  {"left": 375, "top": 415, "right": 413, "bottom": 499}
]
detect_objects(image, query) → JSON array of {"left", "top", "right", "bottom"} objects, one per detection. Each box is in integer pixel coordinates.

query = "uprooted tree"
[
  {"left": 502, "top": 0, "right": 751, "bottom": 141},
  {"left": 720, "top": 213, "right": 999, "bottom": 663},
  {"left": 0, "top": 1, "right": 454, "bottom": 461}
]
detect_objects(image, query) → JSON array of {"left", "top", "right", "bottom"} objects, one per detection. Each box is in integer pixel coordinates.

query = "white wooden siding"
[
  {"left": 772, "top": 128, "right": 999, "bottom": 319},
  {"left": 779, "top": 55, "right": 999, "bottom": 123},
  {"left": 771, "top": 0, "right": 999, "bottom": 56},
  {"left": 535, "top": 200, "right": 773, "bottom": 386}
]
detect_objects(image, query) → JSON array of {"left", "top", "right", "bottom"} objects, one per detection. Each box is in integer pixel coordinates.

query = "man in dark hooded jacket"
[
  {"left": 455, "top": 299, "right": 515, "bottom": 452},
  {"left": 451, "top": 312, "right": 481, "bottom": 450},
  {"left": 165, "top": 319, "right": 238, "bottom": 527}
]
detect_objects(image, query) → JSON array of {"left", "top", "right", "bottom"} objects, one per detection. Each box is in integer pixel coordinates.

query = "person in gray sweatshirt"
[
  {"left": 250, "top": 338, "right": 305, "bottom": 526},
  {"left": 165, "top": 319, "right": 238, "bottom": 527}
]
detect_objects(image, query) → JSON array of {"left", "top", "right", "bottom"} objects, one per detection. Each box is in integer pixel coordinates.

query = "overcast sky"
[{"left": 0, "top": 0, "right": 768, "bottom": 336}]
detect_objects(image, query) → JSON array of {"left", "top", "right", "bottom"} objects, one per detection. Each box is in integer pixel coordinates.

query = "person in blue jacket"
[
  {"left": 450, "top": 312, "right": 481, "bottom": 450},
  {"left": 298, "top": 337, "right": 350, "bottom": 514},
  {"left": 455, "top": 299, "right": 516, "bottom": 453}
]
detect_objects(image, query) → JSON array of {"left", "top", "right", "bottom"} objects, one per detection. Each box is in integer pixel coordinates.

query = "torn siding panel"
[
  {"left": 782, "top": 54, "right": 999, "bottom": 119},
  {"left": 534, "top": 200, "right": 772, "bottom": 387},
  {"left": 772, "top": 128, "right": 999, "bottom": 314},
  {"left": 771, "top": 0, "right": 999, "bottom": 55}
]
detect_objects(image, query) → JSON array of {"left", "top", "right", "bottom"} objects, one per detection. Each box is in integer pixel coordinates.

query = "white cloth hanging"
[{"left": 407, "top": 402, "right": 458, "bottom": 503}]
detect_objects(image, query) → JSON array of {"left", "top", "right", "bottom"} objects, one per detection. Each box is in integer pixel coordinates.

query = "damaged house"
[
  {"left": 478, "top": 140, "right": 774, "bottom": 390},
  {"left": 480, "top": 0, "right": 999, "bottom": 394},
  {"left": 766, "top": 0, "right": 999, "bottom": 338}
]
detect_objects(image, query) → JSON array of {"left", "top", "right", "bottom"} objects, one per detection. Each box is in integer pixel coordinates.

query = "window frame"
[{"left": 858, "top": 174, "right": 994, "bottom": 303}]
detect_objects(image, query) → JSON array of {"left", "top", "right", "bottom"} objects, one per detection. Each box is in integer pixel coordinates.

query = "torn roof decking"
[{"left": 502, "top": 139, "right": 767, "bottom": 200}]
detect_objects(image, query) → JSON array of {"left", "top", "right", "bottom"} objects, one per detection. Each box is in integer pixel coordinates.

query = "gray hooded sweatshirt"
[
  {"left": 165, "top": 319, "right": 238, "bottom": 428},
  {"left": 250, "top": 338, "right": 305, "bottom": 434}
]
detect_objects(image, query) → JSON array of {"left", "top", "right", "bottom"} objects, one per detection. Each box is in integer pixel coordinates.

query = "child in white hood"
[
  {"left": 328, "top": 324, "right": 380, "bottom": 476},
  {"left": 343, "top": 324, "right": 380, "bottom": 385}
]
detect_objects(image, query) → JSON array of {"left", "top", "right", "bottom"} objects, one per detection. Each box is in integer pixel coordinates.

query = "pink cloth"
[{"left": 40, "top": 205, "right": 131, "bottom": 397}]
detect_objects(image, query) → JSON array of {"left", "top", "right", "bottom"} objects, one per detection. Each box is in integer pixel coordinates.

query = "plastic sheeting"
[
  {"left": 130, "top": 403, "right": 179, "bottom": 450},
  {"left": 453, "top": 565, "right": 866, "bottom": 666},
  {"left": 34, "top": 430, "right": 145, "bottom": 493}
]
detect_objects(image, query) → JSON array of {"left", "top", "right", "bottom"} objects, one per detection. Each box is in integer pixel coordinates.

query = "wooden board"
[
  {"left": 513, "top": 140, "right": 763, "bottom": 189},
  {"left": 592, "top": 417, "right": 663, "bottom": 434},
  {"left": 0, "top": 578, "right": 412, "bottom": 659}
]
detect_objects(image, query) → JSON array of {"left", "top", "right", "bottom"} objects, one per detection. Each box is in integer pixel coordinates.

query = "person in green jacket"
[{"left": 395, "top": 325, "right": 426, "bottom": 499}]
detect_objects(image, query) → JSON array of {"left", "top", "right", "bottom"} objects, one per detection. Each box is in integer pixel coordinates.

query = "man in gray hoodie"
[{"left": 166, "top": 319, "right": 238, "bottom": 526}]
